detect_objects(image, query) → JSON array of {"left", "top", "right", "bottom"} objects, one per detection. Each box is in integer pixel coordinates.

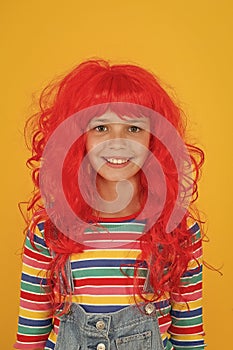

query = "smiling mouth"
[{"left": 104, "top": 157, "right": 130, "bottom": 165}]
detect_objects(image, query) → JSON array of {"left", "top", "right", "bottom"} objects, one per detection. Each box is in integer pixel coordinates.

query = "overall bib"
[
  {"left": 54, "top": 248, "right": 165, "bottom": 350},
  {"left": 55, "top": 302, "right": 165, "bottom": 350}
]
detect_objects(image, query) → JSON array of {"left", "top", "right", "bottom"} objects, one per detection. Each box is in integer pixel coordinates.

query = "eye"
[
  {"left": 94, "top": 125, "right": 108, "bottom": 132},
  {"left": 128, "top": 126, "right": 141, "bottom": 133}
]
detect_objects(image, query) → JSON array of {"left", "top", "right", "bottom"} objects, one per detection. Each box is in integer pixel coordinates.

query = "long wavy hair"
[{"left": 24, "top": 59, "right": 204, "bottom": 313}]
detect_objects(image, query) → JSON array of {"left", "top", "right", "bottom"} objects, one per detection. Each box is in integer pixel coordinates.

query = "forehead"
[{"left": 88, "top": 111, "right": 150, "bottom": 130}]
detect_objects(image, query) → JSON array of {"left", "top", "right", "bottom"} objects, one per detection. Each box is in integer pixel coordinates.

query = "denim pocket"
[{"left": 116, "top": 330, "right": 152, "bottom": 350}]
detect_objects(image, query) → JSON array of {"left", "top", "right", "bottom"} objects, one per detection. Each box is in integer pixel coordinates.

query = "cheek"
[
  {"left": 137, "top": 134, "right": 151, "bottom": 152},
  {"left": 144, "top": 135, "right": 152, "bottom": 153},
  {"left": 145, "top": 133, "right": 151, "bottom": 148},
  {"left": 85, "top": 137, "right": 96, "bottom": 167},
  {"left": 85, "top": 136, "right": 101, "bottom": 157},
  {"left": 85, "top": 135, "right": 93, "bottom": 153},
  {"left": 85, "top": 138, "right": 105, "bottom": 171}
]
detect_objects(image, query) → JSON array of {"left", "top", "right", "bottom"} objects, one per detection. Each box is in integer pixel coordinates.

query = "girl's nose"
[
  {"left": 107, "top": 137, "right": 128, "bottom": 150},
  {"left": 110, "top": 124, "right": 126, "bottom": 138},
  {"left": 107, "top": 125, "right": 128, "bottom": 149}
]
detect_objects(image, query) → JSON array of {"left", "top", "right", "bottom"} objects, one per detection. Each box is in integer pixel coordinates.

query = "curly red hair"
[{"left": 24, "top": 59, "right": 204, "bottom": 313}]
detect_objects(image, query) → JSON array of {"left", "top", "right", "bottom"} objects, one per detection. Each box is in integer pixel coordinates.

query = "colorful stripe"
[{"left": 15, "top": 220, "right": 205, "bottom": 350}]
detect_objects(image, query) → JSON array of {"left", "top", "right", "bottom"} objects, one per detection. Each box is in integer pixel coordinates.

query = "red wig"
[{"left": 25, "top": 59, "right": 204, "bottom": 312}]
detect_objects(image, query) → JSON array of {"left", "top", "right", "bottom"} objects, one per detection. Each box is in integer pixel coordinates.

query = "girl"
[{"left": 15, "top": 59, "right": 205, "bottom": 350}]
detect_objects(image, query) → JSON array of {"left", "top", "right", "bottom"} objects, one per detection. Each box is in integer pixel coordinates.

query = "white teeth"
[{"left": 106, "top": 158, "right": 129, "bottom": 164}]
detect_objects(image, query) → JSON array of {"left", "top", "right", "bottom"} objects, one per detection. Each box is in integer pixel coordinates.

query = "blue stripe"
[
  {"left": 80, "top": 300, "right": 170, "bottom": 313},
  {"left": 45, "top": 339, "right": 55, "bottom": 350},
  {"left": 71, "top": 259, "right": 141, "bottom": 269},
  {"left": 37, "top": 222, "right": 45, "bottom": 231},
  {"left": 22, "top": 272, "right": 47, "bottom": 285},
  {"left": 188, "top": 222, "right": 200, "bottom": 234},
  {"left": 27, "top": 229, "right": 47, "bottom": 248},
  {"left": 80, "top": 304, "right": 128, "bottom": 313},
  {"left": 93, "top": 218, "right": 147, "bottom": 224},
  {"left": 33, "top": 232, "right": 48, "bottom": 247},
  {"left": 163, "top": 337, "right": 167, "bottom": 348},
  {"left": 121, "top": 218, "right": 146, "bottom": 223},
  {"left": 154, "top": 299, "right": 170, "bottom": 309},
  {"left": 19, "top": 316, "right": 52, "bottom": 327},
  {"left": 182, "top": 265, "right": 202, "bottom": 277},
  {"left": 171, "top": 338, "right": 205, "bottom": 347},
  {"left": 171, "top": 307, "right": 202, "bottom": 318}
]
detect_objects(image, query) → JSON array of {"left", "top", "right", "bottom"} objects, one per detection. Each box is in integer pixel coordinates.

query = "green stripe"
[
  {"left": 180, "top": 272, "right": 202, "bottom": 284},
  {"left": 166, "top": 340, "right": 174, "bottom": 350},
  {"left": 85, "top": 223, "right": 145, "bottom": 233},
  {"left": 18, "top": 325, "right": 52, "bottom": 335},
  {"left": 21, "top": 281, "right": 45, "bottom": 293},
  {"left": 73, "top": 267, "right": 147, "bottom": 278},
  {"left": 191, "top": 230, "right": 201, "bottom": 243},
  {"left": 172, "top": 315, "right": 203, "bottom": 327},
  {"left": 25, "top": 236, "right": 51, "bottom": 257},
  {"left": 156, "top": 305, "right": 171, "bottom": 318}
]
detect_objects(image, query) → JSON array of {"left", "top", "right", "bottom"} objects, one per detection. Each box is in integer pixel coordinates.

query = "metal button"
[
  {"left": 96, "top": 320, "right": 105, "bottom": 330},
  {"left": 97, "top": 343, "right": 106, "bottom": 350},
  {"left": 145, "top": 302, "right": 155, "bottom": 315}
]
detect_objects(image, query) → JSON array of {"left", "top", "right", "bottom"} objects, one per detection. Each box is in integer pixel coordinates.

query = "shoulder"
[
  {"left": 187, "top": 217, "right": 202, "bottom": 242},
  {"left": 28, "top": 220, "right": 46, "bottom": 241},
  {"left": 25, "top": 220, "right": 51, "bottom": 256},
  {"left": 186, "top": 218, "right": 203, "bottom": 268}
]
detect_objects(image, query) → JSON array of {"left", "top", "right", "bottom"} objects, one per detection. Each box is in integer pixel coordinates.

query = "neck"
[{"left": 94, "top": 174, "right": 142, "bottom": 218}]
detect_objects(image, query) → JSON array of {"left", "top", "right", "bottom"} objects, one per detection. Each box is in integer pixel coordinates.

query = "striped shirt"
[{"left": 14, "top": 217, "right": 205, "bottom": 350}]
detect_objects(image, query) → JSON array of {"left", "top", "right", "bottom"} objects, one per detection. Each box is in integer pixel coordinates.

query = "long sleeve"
[
  {"left": 168, "top": 222, "right": 206, "bottom": 349},
  {"left": 14, "top": 223, "right": 53, "bottom": 349}
]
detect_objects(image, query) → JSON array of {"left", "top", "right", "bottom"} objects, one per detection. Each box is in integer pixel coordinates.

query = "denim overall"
[{"left": 54, "top": 258, "right": 165, "bottom": 350}]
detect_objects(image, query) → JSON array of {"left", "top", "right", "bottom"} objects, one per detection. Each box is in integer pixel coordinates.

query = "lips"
[
  {"left": 101, "top": 157, "right": 132, "bottom": 168},
  {"left": 105, "top": 158, "right": 129, "bottom": 165}
]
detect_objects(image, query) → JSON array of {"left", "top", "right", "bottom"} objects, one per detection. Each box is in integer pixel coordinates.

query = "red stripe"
[
  {"left": 17, "top": 334, "right": 48, "bottom": 342},
  {"left": 192, "top": 239, "right": 202, "bottom": 252},
  {"left": 74, "top": 277, "right": 145, "bottom": 287},
  {"left": 169, "top": 324, "right": 203, "bottom": 335},
  {"left": 24, "top": 246, "right": 52, "bottom": 262},
  {"left": 23, "top": 255, "right": 50, "bottom": 269},
  {"left": 53, "top": 317, "right": 60, "bottom": 327},
  {"left": 158, "top": 314, "right": 171, "bottom": 326},
  {"left": 20, "top": 290, "right": 51, "bottom": 302},
  {"left": 179, "top": 282, "right": 202, "bottom": 293}
]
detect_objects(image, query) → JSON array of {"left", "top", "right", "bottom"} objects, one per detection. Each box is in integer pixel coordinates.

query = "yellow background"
[{"left": 1, "top": 1, "right": 232, "bottom": 348}]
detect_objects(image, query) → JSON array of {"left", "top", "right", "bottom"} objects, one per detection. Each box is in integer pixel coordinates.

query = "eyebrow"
[{"left": 89, "top": 118, "right": 148, "bottom": 125}]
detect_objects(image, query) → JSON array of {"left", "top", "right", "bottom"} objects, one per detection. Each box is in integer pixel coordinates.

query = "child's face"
[{"left": 86, "top": 111, "right": 150, "bottom": 183}]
